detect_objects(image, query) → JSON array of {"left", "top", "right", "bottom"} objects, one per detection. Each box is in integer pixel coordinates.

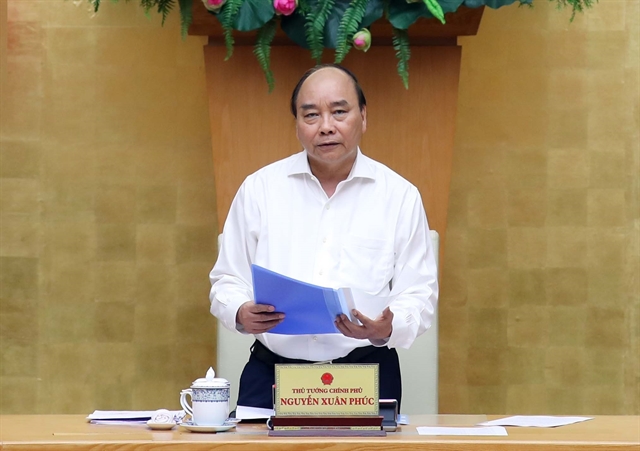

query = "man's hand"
[
  {"left": 236, "top": 301, "right": 284, "bottom": 334},
  {"left": 334, "top": 307, "right": 393, "bottom": 341}
]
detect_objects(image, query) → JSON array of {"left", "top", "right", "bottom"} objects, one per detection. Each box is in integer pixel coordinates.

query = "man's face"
[{"left": 295, "top": 68, "right": 367, "bottom": 172}]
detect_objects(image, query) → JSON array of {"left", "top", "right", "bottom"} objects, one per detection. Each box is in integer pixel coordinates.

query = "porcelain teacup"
[{"left": 180, "top": 367, "right": 230, "bottom": 426}]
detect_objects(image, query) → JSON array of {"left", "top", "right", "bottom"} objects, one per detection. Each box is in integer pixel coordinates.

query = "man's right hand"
[{"left": 236, "top": 301, "right": 284, "bottom": 334}]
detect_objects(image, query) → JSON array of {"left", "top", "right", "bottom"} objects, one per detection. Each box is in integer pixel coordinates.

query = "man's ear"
[{"left": 361, "top": 106, "right": 367, "bottom": 133}]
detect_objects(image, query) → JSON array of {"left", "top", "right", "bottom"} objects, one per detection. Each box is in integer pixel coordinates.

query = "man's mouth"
[{"left": 317, "top": 142, "right": 340, "bottom": 148}]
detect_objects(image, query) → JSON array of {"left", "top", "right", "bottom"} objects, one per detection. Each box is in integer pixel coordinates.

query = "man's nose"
[{"left": 319, "top": 115, "right": 336, "bottom": 134}]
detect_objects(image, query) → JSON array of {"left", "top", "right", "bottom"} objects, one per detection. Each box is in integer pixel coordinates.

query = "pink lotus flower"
[
  {"left": 202, "top": 0, "right": 226, "bottom": 12},
  {"left": 352, "top": 29, "right": 371, "bottom": 52},
  {"left": 274, "top": 0, "right": 297, "bottom": 16}
]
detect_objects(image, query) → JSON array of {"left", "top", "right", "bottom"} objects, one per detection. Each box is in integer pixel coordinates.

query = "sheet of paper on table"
[
  {"left": 89, "top": 420, "right": 150, "bottom": 425},
  {"left": 235, "top": 405, "right": 274, "bottom": 420},
  {"left": 86, "top": 410, "right": 184, "bottom": 425},
  {"left": 417, "top": 426, "right": 508, "bottom": 436},
  {"left": 478, "top": 416, "right": 593, "bottom": 428}
]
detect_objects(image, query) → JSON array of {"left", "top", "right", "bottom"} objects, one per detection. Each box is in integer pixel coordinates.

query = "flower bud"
[
  {"left": 202, "top": 0, "right": 226, "bottom": 12},
  {"left": 352, "top": 29, "right": 372, "bottom": 52},
  {"left": 273, "top": 0, "right": 298, "bottom": 16}
]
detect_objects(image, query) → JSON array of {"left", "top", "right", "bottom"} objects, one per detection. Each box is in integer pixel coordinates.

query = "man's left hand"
[{"left": 335, "top": 307, "right": 393, "bottom": 341}]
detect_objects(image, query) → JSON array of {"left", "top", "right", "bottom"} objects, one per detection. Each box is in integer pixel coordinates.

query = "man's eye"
[
  {"left": 305, "top": 113, "right": 318, "bottom": 118},
  {"left": 334, "top": 110, "right": 346, "bottom": 115}
]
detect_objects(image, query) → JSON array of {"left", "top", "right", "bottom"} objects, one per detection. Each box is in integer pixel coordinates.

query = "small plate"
[
  {"left": 147, "top": 420, "right": 176, "bottom": 430},
  {"left": 179, "top": 421, "right": 236, "bottom": 433}
]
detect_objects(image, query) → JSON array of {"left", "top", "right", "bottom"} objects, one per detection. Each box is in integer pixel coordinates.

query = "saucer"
[
  {"left": 147, "top": 420, "right": 176, "bottom": 430},
  {"left": 179, "top": 421, "right": 236, "bottom": 433}
]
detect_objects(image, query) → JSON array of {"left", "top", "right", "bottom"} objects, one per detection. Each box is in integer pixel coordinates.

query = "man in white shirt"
[{"left": 209, "top": 64, "right": 438, "bottom": 411}]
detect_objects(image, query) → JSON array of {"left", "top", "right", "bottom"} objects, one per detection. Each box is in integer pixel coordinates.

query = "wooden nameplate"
[
  {"left": 271, "top": 415, "right": 383, "bottom": 428},
  {"left": 269, "top": 429, "right": 387, "bottom": 437},
  {"left": 268, "top": 415, "right": 385, "bottom": 437}
]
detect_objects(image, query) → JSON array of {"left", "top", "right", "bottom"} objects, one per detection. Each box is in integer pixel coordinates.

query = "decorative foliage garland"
[{"left": 85, "top": 0, "right": 596, "bottom": 91}]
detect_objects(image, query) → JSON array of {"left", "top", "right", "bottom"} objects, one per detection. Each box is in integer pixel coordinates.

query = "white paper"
[
  {"left": 478, "top": 416, "right": 593, "bottom": 428},
  {"left": 397, "top": 414, "right": 409, "bottom": 425},
  {"left": 417, "top": 426, "right": 508, "bottom": 436},
  {"left": 349, "top": 289, "right": 390, "bottom": 320},
  {"left": 88, "top": 410, "right": 159, "bottom": 420},
  {"left": 235, "top": 405, "right": 274, "bottom": 420},
  {"left": 89, "top": 420, "right": 148, "bottom": 426},
  {"left": 87, "top": 410, "right": 184, "bottom": 422}
]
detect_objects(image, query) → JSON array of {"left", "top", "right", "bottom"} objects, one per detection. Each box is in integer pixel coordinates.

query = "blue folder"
[{"left": 251, "top": 264, "right": 354, "bottom": 335}]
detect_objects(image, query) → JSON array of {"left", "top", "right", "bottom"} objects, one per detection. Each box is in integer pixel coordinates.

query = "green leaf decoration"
[
  {"left": 460, "top": 0, "right": 594, "bottom": 20},
  {"left": 433, "top": 0, "right": 466, "bottom": 15},
  {"left": 388, "top": 0, "right": 463, "bottom": 27},
  {"left": 464, "top": 0, "right": 518, "bottom": 7},
  {"left": 281, "top": 10, "right": 311, "bottom": 49},
  {"left": 87, "top": 0, "right": 599, "bottom": 90},
  {"left": 392, "top": 27, "right": 410, "bottom": 89},
  {"left": 156, "top": 0, "right": 176, "bottom": 26},
  {"left": 320, "top": 1, "right": 350, "bottom": 49},
  {"left": 234, "top": 0, "right": 275, "bottom": 31},
  {"left": 297, "top": 0, "right": 312, "bottom": 15},
  {"left": 305, "top": 0, "right": 335, "bottom": 63},
  {"left": 360, "top": 0, "right": 385, "bottom": 28},
  {"left": 555, "top": 0, "right": 597, "bottom": 21},
  {"left": 388, "top": 0, "right": 425, "bottom": 29},
  {"left": 140, "top": 0, "right": 155, "bottom": 19},
  {"left": 320, "top": 0, "right": 379, "bottom": 50},
  {"left": 140, "top": 0, "right": 153, "bottom": 12},
  {"left": 334, "top": 0, "right": 370, "bottom": 63},
  {"left": 220, "top": 0, "right": 245, "bottom": 61},
  {"left": 177, "top": 0, "right": 193, "bottom": 38},
  {"left": 424, "top": 0, "right": 445, "bottom": 24},
  {"left": 383, "top": 0, "right": 390, "bottom": 19},
  {"left": 254, "top": 18, "right": 278, "bottom": 93}
]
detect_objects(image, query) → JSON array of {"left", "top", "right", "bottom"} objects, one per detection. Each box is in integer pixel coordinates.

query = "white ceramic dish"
[
  {"left": 147, "top": 420, "right": 176, "bottom": 430},
  {"left": 179, "top": 421, "right": 236, "bottom": 433}
]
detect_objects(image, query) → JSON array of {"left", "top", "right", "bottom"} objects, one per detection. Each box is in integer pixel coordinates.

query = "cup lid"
[{"left": 191, "top": 367, "right": 229, "bottom": 388}]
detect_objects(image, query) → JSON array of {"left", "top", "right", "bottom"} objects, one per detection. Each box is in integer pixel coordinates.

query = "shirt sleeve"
[
  {"left": 384, "top": 187, "right": 439, "bottom": 349},
  {"left": 209, "top": 182, "right": 259, "bottom": 334}
]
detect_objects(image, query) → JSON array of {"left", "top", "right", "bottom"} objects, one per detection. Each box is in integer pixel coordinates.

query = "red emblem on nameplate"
[{"left": 321, "top": 372, "right": 334, "bottom": 385}]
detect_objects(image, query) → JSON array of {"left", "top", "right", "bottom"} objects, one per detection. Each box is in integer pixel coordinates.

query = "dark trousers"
[{"left": 237, "top": 340, "right": 403, "bottom": 412}]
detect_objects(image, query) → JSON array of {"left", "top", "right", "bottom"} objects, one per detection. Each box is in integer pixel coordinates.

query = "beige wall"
[
  {"left": 1, "top": 0, "right": 7, "bottom": 100},
  {"left": 0, "top": 0, "right": 638, "bottom": 415},
  {"left": 1, "top": 0, "right": 217, "bottom": 413},
  {"left": 440, "top": 0, "right": 639, "bottom": 414}
]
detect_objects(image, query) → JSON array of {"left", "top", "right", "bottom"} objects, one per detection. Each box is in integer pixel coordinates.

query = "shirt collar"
[{"left": 286, "top": 148, "right": 376, "bottom": 181}]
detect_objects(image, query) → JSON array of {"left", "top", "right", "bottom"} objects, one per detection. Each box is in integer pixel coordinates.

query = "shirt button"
[
  {"left": 322, "top": 237, "right": 327, "bottom": 243},
  {"left": 313, "top": 336, "right": 318, "bottom": 341},
  {"left": 326, "top": 205, "right": 330, "bottom": 210},
  {"left": 319, "top": 270, "right": 323, "bottom": 275}
]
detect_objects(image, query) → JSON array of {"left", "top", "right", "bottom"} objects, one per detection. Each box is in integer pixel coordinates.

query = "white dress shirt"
[{"left": 209, "top": 149, "right": 438, "bottom": 361}]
